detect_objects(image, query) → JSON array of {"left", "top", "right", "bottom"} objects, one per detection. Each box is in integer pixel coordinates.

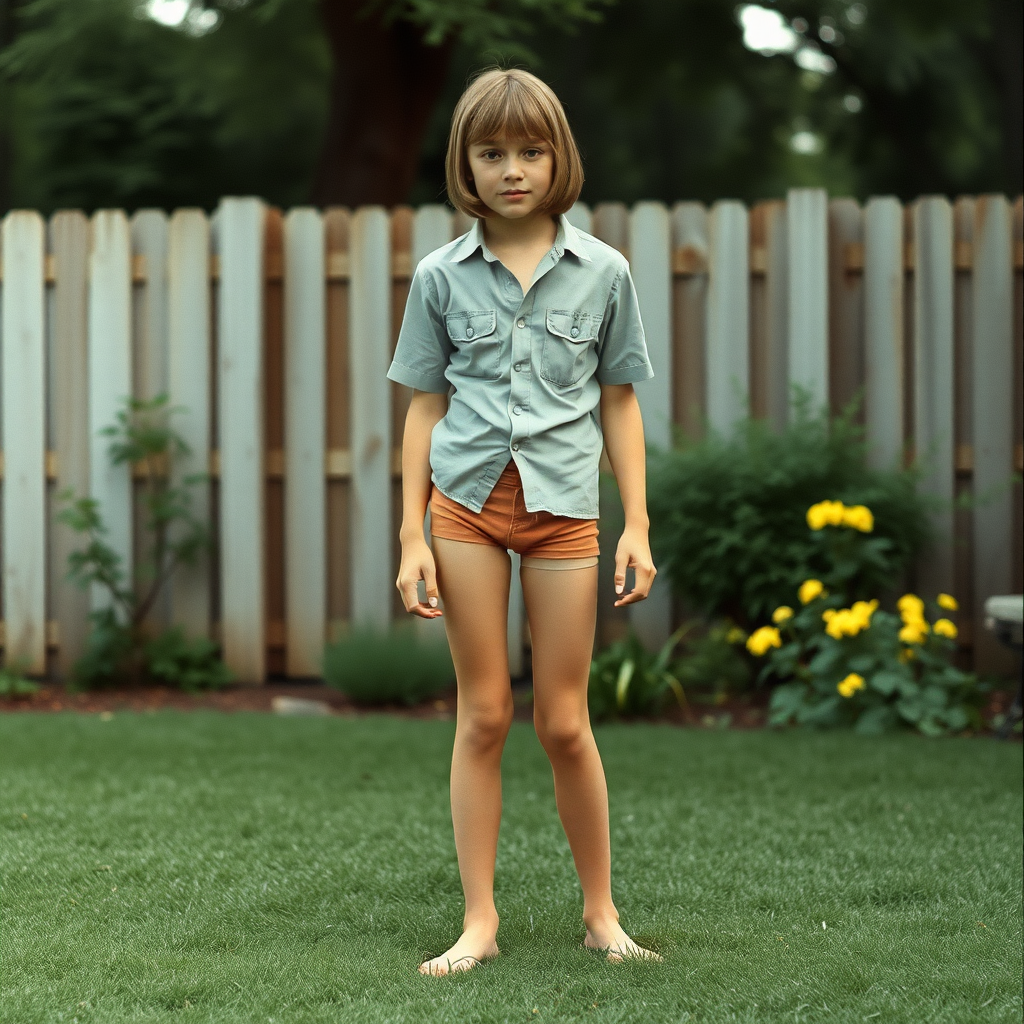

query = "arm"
[
  {"left": 399, "top": 389, "right": 448, "bottom": 543},
  {"left": 600, "top": 382, "right": 656, "bottom": 605},
  {"left": 599, "top": 382, "right": 649, "bottom": 531}
]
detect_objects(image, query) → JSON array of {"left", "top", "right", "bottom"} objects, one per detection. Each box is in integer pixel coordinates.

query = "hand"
[
  {"left": 396, "top": 537, "right": 443, "bottom": 618},
  {"left": 613, "top": 526, "right": 657, "bottom": 607}
]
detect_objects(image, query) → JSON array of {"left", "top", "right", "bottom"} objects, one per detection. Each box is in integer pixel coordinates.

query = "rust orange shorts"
[{"left": 429, "top": 459, "right": 600, "bottom": 570}]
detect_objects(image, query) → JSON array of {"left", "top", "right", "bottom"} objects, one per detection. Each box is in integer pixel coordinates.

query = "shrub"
[
  {"left": 56, "top": 394, "right": 229, "bottom": 690},
  {"left": 322, "top": 622, "right": 455, "bottom": 706},
  {"left": 646, "top": 392, "right": 931, "bottom": 627},
  {"left": 0, "top": 658, "right": 40, "bottom": 698},
  {"left": 588, "top": 625, "right": 690, "bottom": 722},
  {"left": 742, "top": 500, "right": 987, "bottom": 737},
  {"left": 672, "top": 621, "right": 753, "bottom": 698}
]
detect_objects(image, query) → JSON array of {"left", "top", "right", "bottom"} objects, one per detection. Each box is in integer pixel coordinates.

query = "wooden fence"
[{"left": 0, "top": 191, "right": 1021, "bottom": 683}]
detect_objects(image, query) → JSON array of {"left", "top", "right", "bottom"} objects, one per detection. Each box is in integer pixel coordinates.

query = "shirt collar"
[{"left": 448, "top": 212, "right": 592, "bottom": 264}]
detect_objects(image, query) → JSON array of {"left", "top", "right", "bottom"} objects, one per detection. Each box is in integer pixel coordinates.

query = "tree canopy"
[{"left": 0, "top": 0, "right": 1017, "bottom": 215}]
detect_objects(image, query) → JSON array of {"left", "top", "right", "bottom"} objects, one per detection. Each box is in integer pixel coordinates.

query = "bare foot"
[
  {"left": 418, "top": 926, "right": 500, "bottom": 976},
  {"left": 584, "top": 916, "right": 663, "bottom": 963}
]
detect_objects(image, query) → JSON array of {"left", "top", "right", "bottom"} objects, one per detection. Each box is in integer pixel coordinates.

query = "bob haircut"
[{"left": 445, "top": 67, "right": 585, "bottom": 221}]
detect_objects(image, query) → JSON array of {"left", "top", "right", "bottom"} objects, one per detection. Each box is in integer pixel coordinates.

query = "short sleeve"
[
  {"left": 386, "top": 262, "right": 452, "bottom": 392},
  {"left": 595, "top": 264, "right": 655, "bottom": 386}
]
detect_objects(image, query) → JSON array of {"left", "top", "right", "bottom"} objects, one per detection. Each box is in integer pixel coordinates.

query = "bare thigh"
[
  {"left": 431, "top": 537, "right": 515, "bottom": 722},
  {"left": 520, "top": 564, "right": 599, "bottom": 733}
]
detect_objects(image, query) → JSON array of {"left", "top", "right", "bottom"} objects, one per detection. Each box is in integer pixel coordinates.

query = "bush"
[
  {"left": 673, "top": 621, "right": 753, "bottom": 698},
  {"left": 0, "top": 659, "right": 40, "bottom": 698},
  {"left": 646, "top": 392, "right": 931, "bottom": 627},
  {"left": 322, "top": 622, "right": 455, "bottom": 706},
  {"left": 741, "top": 500, "right": 987, "bottom": 737}
]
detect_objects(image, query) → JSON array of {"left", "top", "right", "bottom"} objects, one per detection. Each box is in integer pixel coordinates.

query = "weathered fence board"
[
  {"left": 283, "top": 207, "right": 327, "bottom": 677},
  {"left": 912, "top": 196, "right": 955, "bottom": 599},
  {"left": 88, "top": 211, "right": 134, "bottom": 618},
  {"left": 167, "top": 209, "right": 212, "bottom": 640},
  {"left": 863, "top": 196, "right": 904, "bottom": 470},
  {"left": 216, "top": 197, "right": 266, "bottom": 683},
  {"left": 1, "top": 211, "right": 46, "bottom": 672},
  {"left": 0, "top": 193, "right": 1021, "bottom": 681}
]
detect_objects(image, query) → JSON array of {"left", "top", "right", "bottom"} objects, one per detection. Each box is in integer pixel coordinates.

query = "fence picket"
[
  {"left": 863, "top": 197, "right": 904, "bottom": 470},
  {"left": 912, "top": 197, "right": 955, "bottom": 600},
  {"left": 284, "top": 208, "right": 327, "bottom": 676},
  {"left": 88, "top": 211, "right": 134, "bottom": 618},
  {"left": 971, "top": 195, "right": 1015, "bottom": 672},
  {"left": 48, "top": 211, "right": 91, "bottom": 675},
  {"left": 628, "top": 201, "right": 673, "bottom": 650},
  {"left": 1, "top": 211, "right": 47, "bottom": 672},
  {"left": 349, "top": 206, "right": 392, "bottom": 630},
  {"left": 216, "top": 197, "right": 266, "bottom": 683},
  {"left": 750, "top": 200, "right": 787, "bottom": 430},
  {"left": 828, "top": 199, "right": 864, "bottom": 416},
  {"left": 787, "top": 188, "right": 829, "bottom": 412},
  {"left": 706, "top": 200, "right": 749, "bottom": 433},
  {"left": 167, "top": 210, "right": 212, "bottom": 639}
]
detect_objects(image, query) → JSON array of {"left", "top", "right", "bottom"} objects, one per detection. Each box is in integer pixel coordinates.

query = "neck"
[{"left": 482, "top": 212, "right": 558, "bottom": 250}]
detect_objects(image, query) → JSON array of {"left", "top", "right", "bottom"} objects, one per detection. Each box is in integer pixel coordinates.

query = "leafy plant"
[
  {"left": 743, "top": 500, "right": 986, "bottom": 737},
  {"left": 56, "top": 394, "right": 227, "bottom": 690},
  {"left": 587, "top": 624, "right": 690, "bottom": 722},
  {"left": 322, "top": 621, "right": 455, "bottom": 706},
  {"left": 0, "top": 658, "right": 40, "bottom": 698},
  {"left": 646, "top": 391, "right": 931, "bottom": 627}
]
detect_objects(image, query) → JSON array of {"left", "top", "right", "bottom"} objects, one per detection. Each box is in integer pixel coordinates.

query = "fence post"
[
  {"left": 1, "top": 211, "right": 47, "bottom": 673},
  {"left": 787, "top": 188, "right": 829, "bottom": 413},
  {"left": 350, "top": 206, "right": 392, "bottom": 630},
  {"left": 216, "top": 197, "right": 266, "bottom": 683}
]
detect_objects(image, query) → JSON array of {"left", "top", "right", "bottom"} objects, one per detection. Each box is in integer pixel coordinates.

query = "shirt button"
[
  {"left": 466, "top": 327, "right": 474, "bottom": 338},
  {"left": 512, "top": 443, "right": 519, "bottom": 451},
  {"left": 514, "top": 362, "right": 521, "bottom": 371},
  {"left": 517, "top": 319, "right": 526, "bottom": 328},
  {"left": 513, "top": 405, "right": 522, "bottom": 415},
  {"left": 570, "top": 326, "right": 579, "bottom": 337}
]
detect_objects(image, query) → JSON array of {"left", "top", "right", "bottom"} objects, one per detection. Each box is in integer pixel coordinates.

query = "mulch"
[{"left": 1, "top": 679, "right": 1019, "bottom": 739}]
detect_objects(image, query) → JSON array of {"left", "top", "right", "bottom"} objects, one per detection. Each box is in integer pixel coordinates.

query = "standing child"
[{"left": 387, "top": 67, "right": 662, "bottom": 976}]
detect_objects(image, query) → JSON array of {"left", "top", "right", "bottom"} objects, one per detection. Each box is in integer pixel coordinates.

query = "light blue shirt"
[{"left": 386, "top": 212, "right": 654, "bottom": 518}]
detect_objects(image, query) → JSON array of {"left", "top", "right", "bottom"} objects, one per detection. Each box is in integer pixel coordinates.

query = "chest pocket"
[
  {"left": 443, "top": 309, "right": 501, "bottom": 380},
  {"left": 541, "top": 309, "right": 603, "bottom": 387}
]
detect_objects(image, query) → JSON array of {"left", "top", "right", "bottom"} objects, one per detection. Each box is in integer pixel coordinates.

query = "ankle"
[
  {"left": 583, "top": 907, "right": 619, "bottom": 931},
  {"left": 463, "top": 910, "right": 500, "bottom": 934}
]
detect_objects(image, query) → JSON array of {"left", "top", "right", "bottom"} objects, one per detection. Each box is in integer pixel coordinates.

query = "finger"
[
  {"left": 423, "top": 566, "right": 441, "bottom": 611},
  {"left": 613, "top": 561, "right": 630, "bottom": 596}
]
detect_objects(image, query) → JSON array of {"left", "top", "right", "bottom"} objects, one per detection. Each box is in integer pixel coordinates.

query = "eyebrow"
[{"left": 474, "top": 138, "right": 547, "bottom": 148}]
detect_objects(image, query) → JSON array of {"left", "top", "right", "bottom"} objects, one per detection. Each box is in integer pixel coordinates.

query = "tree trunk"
[
  {"left": 310, "top": 1, "right": 457, "bottom": 208},
  {"left": 0, "top": 0, "right": 24, "bottom": 215}
]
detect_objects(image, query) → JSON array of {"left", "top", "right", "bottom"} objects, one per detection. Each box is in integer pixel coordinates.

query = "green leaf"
[
  {"left": 615, "top": 658, "right": 635, "bottom": 711},
  {"left": 870, "top": 671, "right": 904, "bottom": 697}
]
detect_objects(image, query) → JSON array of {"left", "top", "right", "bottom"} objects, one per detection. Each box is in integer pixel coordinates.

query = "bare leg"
[
  {"left": 418, "top": 536, "right": 514, "bottom": 976},
  {"left": 521, "top": 562, "right": 662, "bottom": 963}
]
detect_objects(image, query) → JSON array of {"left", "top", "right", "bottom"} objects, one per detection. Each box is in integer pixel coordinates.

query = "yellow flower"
[
  {"left": 899, "top": 621, "right": 930, "bottom": 645},
  {"left": 837, "top": 672, "right": 865, "bottom": 698},
  {"left": 799, "top": 579, "right": 826, "bottom": 604},
  {"left": 897, "top": 594, "right": 925, "bottom": 621},
  {"left": 725, "top": 626, "right": 747, "bottom": 645},
  {"left": 898, "top": 648, "right": 915, "bottom": 663},
  {"left": 933, "top": 618, "right": 958, "bottom": 639},
  {"left": 746, "top": 626, "right": 783, "bottom": 657},
  {"left": 806, "top": 502, "right": 829, "bottom": 530},
  {"left": 772, "top": 606, "right": 794, "bottom": 624},
  {"left": 937, "top": 593, "right": 958, "bottom": 611},
  {"left": 841, "top": 504, "right": 874, "bottom": 532}
]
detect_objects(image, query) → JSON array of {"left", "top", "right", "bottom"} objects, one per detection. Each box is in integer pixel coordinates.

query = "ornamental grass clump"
[{"left": 742, "top": 499, "right": 986, "bottom": 737}]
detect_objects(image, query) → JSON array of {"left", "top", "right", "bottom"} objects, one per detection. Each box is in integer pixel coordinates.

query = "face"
[{"left": 466, "top": 134, "right": 554, "bottom": 220}]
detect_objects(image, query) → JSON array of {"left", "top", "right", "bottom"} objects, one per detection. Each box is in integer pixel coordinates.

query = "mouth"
[{"left": 501, "top": 190, "right": 528, "bottom": 196}]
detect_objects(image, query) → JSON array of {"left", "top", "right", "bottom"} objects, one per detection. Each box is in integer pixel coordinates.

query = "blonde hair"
[{"left": 445, "top": 67, "right": 585, "bottom": 220}]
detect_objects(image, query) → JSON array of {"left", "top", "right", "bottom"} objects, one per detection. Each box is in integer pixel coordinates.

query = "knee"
[
  {"left": 460, "top": 698, "right": 514, "bottom": 752},
  {"left": 535, "top": 712, "right": 589, "bottom": 760}
]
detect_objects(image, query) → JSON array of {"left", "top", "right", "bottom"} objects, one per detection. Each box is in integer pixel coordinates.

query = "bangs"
[{"left": 465, "top": 83, "right": 556, "bottom": 148}]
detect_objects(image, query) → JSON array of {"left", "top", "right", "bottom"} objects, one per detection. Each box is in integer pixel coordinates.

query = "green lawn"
[{"left": 1, "top": 712, "right": 1020, "bottom": 1024}]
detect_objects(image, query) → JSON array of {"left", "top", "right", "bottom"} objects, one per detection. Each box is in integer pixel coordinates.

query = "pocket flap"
[
  {"left": 444, "top": 309, "right": 497, "bottom": 341},
  {"left": 546, "top": 309, "right": 602, "bottom": 342}
]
